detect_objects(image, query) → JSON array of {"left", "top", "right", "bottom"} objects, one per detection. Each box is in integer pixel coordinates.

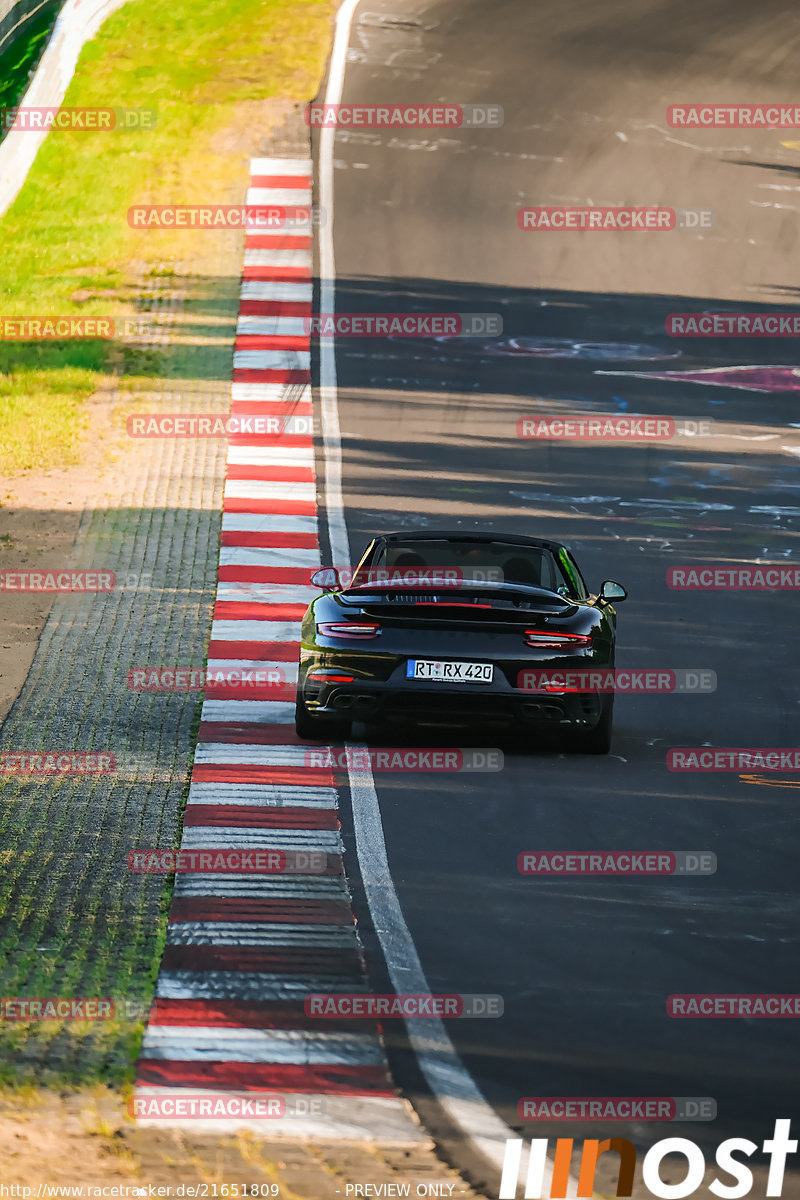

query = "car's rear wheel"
[
  {"left": 563, "top": 696, "right": 613, "bottom": 755},
  {"left": 294, "top": 691, "right": 350, "bottom": 741}
]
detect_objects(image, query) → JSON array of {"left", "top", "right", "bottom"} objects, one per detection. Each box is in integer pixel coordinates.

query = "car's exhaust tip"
[
  {"left": 332, "top": 692, "right": 377, "bottom": 713},
  {"left": 521, "top": 701, "right": 564, "bottom": 721}
]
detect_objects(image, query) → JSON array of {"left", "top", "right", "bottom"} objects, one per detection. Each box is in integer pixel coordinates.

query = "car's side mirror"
[
  {"left": 599, "top": 580, "right": 627, "bottom": 602},
  {"left": 310, "top": 567, "right": 341, "bottom": 591}
]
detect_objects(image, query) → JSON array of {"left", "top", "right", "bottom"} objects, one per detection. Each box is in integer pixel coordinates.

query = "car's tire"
[
  {"left": 294, "top": 691, "right": 350, "bottom": 741},
  {"left": 564, "top": 697, "right": 613, "bottom": 755}
]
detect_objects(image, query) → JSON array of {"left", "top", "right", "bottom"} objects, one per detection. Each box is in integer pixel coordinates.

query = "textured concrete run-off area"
[
  {"left": 0, "top": 231, "right": 242, "bottom": 1080},
  {"left": 0, "top": 1086, "right": 486, "bottom": 1195}
]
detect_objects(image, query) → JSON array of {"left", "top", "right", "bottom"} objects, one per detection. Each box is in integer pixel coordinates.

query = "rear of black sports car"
[{"left": 295, "top": 532, "right": 626, "bottom": 753}]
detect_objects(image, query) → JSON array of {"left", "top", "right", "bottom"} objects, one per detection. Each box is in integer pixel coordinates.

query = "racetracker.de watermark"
[
  {"left": 4, "top": 997, "right": 152, "bottom": 1022},
  {"left": 305, "top": 103, "right": 503, "bottom": 127},
  {"left": 322, "top": 566, "right": 505, "bottom": 588},
  {"left": 667, "top": 313, "right": 800, "bottom": 336},
  {"left": 517, "top": 207, "right": 715, "bottom": 231},
  {"left": 127, "top": 667, "right": 287, "bottom": 692},
  {"left": 667, "top": 748, "right": 800, "bottom": 772},
  {"left": 0, "top": 106, "right": 156, "bottom": 131},
  {"left": 517, "top": 851, "right": 716, "bottom": 876},
  {"left": 0, "top": 317, "right": 151, "bottom": 339},
  {"left": 668, "top": 994, "right": 800, "bottom": 1017},
  {"left": 126, "top": 414, "right": 313, "bottom": 438},
  {"left": 517, "top": 669, "right": 716, "bottom": 694},
  {"left": 0, "top": 752, "right": 116, "bottom": 776},
  {"left": 0, "top": 570, "right": 115, "bottom": 591},
  {"left": 304, "top": 993, "right": 503, "bottom": 1017},
  {"left": 667, "top": 104, "right": 800, "bottom": 127},
  {"left": 304, "top": 748, "right": 503, "bottom": 772},
  {"left": 127, "top": 205, "right": 323, "bottom": 228},
  {"left": 127, "top": 849, "right": 328, "bottom": 874},
  {"left": 668, "top": 565, "right": 800, "bottom": 590},
  {"left": 306, "top": 313, "right": 502, "bottom": 337},
  {"left": 518, "top": 1097, "right": 717, "bottom": 1121},
  {"left": 517, "top": 416, "right": 713, "bottom": 441},
  {"left": 130, "top": 1093, "right": 325, "bottom": 1120},
  {"left": 1, "top": 997, "right": 114, "bottom": 1020}
]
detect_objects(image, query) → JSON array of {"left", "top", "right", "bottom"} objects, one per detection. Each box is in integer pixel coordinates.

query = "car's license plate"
[{"left": 407, "top": 659, "right": 493, "bottom": 683}]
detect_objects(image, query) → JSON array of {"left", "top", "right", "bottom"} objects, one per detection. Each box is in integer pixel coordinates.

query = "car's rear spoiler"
[{"left": 338, "top": 582, "right": 579, "bottom": 616}]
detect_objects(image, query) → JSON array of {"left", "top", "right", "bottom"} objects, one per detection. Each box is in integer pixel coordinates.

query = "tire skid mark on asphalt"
[{"left": 133, "top": 158, "right": 421, "bottom": 1139}]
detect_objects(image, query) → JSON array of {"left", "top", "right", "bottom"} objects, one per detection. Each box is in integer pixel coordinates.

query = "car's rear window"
[{"left": 365, "top": 539, "right": 565, "bottom": 591}]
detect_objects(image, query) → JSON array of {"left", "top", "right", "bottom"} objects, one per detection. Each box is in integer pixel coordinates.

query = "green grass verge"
[{"left": 0, "top": 0, "right": 333, "bottom": 475}]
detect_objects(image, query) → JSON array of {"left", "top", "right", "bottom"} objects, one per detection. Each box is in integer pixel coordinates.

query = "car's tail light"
[
  {"left": 317, "top": 621, "right": 381, "bottom": 639},
  {"left": 524, "top": 630, "right": 592, "bottom": 648},
  {"left": 307, "top": 670, "right": 355, "bottom": 683}
]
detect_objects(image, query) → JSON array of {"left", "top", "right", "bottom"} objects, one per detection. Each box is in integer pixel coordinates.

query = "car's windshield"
[{"left": 361, "top": 538, "right": 570, "bottom": 593}]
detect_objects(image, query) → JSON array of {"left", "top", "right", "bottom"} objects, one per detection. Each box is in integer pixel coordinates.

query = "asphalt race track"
[{"left": 311, "top": 0, "right": 800, "bottom": 1188}]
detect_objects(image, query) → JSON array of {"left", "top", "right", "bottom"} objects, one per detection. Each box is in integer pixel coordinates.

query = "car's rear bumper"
[{"left": 301, "top": 676, "right": 608, "bottom": 729}]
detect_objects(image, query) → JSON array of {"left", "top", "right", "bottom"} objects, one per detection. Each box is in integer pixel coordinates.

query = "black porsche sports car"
[{"left": 295, "top": 531, "right": 627, "bottom": 753}]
